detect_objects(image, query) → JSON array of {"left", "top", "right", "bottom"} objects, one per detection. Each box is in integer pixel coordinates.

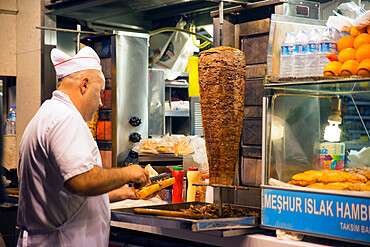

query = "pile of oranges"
[{"left": 324, "top": 26, "right": 370, "bottom": 77}]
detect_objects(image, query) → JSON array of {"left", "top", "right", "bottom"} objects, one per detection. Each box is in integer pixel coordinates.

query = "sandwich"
[
  {"left": 134, "top": 164, "right": 175, "bottom": 199},
  {"left": 135, "top": 177, "right": 175, "bottom": 199}
]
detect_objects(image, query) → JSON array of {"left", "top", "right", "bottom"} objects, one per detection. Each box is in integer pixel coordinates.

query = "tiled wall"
[
  {"left": 99, "top": 150, "right": 112, "bottom": 169},
  {"left": 240, "top": 18, "right": 270, "bottom": 186},
  {"left": 97, "top": 120, "right": 112, "bottom": 141},
  {"left": 96, "top": 54, "right": 113, "bottom": 167}
]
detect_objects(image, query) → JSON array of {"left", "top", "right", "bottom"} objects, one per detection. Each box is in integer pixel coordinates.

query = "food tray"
[{"left": 111, "top": 202, "right": 260, "bottom": 232}]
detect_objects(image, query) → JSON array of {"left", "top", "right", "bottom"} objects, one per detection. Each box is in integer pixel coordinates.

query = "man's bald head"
[
  {"left": 57, "top": 69, "right": 105, "bottom": 121},
  {"left": 57, "top": 70, "right": 103, "bottom": 88}
]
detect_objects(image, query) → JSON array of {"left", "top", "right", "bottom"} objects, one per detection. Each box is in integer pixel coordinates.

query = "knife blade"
[
  {"left": 133, "top": 173, "right": 171, "bottom": 190},
  {"left": 149, "top": 173, "right": 171, "bottom": 183}
]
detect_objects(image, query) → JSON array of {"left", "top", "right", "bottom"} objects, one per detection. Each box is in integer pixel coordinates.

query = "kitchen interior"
[{"left": 1, "top": 0, "right": 370, "bottom": 247}]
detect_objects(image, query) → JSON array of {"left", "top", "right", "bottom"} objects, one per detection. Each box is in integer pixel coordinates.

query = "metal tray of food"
[{"left": 111, "top": 202, "right": 260, "bottom": 232}]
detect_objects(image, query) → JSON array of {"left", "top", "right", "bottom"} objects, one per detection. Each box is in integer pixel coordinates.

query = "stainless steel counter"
[
  {"left": 110, "top": 221, "right": 366, "bottom": 247},
  {"left": 109, "top": 202, "right": 369, "bottom": 247}
]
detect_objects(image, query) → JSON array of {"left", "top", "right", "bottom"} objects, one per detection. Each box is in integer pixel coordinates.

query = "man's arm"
[{"left": 64, "top": 164, "right": 149, "bottom": 196}]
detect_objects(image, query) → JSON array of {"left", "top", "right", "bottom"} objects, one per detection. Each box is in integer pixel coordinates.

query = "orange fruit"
[
  {"left": 357, "top": 59, "right": 370, "bottom": 77},
  {"left": 338, "top": 48, "right": 356, "bottom": 63},
  {"left": 367, "top": 25, "right": 370, "bottom": 34},
  {"left": 350, "top": 26, "right": 367, "bottom": 37},
  {"left": 340, "top": 60, "right": 359, "bottom": 76},
  {"left": 323, "top": 61, "right": 342, "bottom": 76},
  {"left": 326, "top": 54, "right": 338, "bottom": 62},
  {"left": 337, "top": 36, "right": 354, "bottom": 52},
  {"left": 353, "top": 33, "right": 370, "bottom": 49},
  {"left": 355, "top": 44, "right": 370, "bottom": 62}
]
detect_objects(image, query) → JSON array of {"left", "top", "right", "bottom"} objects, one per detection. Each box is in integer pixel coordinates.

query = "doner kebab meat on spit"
[{"left": 198, "top": 47, "right": 246, "bottom": 186}]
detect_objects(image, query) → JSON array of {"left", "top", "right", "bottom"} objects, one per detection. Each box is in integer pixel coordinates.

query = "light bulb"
[
  {"left": 271, "top": 116, "right": 285, "bottom": 140},
  {"left": 324, "top": 120, "right": 341, "bottom": 142},
  {"left": 271, "top": 124, "right": 284, "bottom": 140}
]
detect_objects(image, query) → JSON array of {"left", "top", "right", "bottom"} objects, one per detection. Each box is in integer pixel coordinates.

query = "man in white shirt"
[{"left": 17, "top": 46, "right": 149, "bottom": 247}]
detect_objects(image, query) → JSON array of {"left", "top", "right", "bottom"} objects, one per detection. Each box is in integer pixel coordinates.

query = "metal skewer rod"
[
  {"left": 77, "top": 24, "right": 81, "bottom": 52},
  {"left": 218, "top": 187, "right": 223, "bottom": 217},
  {"left": 219, "top": 0, "right": 224, "bottom": 46}
]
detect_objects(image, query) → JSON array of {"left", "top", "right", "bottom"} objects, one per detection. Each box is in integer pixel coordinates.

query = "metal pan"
[{"left": 111, "top": 202, "right": 260, "bottom": 232}]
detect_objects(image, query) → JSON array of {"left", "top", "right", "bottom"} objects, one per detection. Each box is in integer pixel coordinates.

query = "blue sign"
[{"left": 262, "top": 188, "right": 370, "bottom": 244}]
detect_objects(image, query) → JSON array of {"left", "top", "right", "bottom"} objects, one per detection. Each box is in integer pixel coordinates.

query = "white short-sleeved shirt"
[{"left": 17, "top": 90, "right": 110, "bottom": 247}]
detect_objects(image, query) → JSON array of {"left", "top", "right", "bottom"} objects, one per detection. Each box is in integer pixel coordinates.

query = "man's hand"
[
  {"left": 109, "top": 184, "right": 160, "bottom": 203},
  {"left": 124, "top": 164, "right": 150, "bottom": 188},
  {"left": 108, "top": 185, "right": 137, "bottom": 203}
]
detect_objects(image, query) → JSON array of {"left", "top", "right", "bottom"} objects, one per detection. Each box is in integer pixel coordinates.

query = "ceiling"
[
  {"left": 45, "top": 0, "right": 243, "bottom": 32},
  {"left": 45, "top": 0, "right": 334, "bottom": 32}
]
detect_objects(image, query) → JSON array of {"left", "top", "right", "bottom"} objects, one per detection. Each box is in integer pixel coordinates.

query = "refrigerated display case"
[
  {"left": 262, "top": 77, "right": 370, "bottom": 245},
  {"left": 262, "top": 14, "right": 370, "bottom": 245},
  {"left": 261, "top": 11, "right": 370, "bottom": 245}
]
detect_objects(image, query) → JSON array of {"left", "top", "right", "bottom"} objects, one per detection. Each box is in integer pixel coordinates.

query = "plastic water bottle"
[
  {"left": 305, "top": 29, "right": 321, "bottom": 76},
  {"left": 318, "top": 28, "right": 339, "bottom": 75},
  {"left": 280, "top": 32, "right": 295, "bottom": 76},
  {"left": 6, "top": 105, "right": 16, "bottom": 135},
  {"left": 292, "top": 30, "right": 308, "bottom": 76}
]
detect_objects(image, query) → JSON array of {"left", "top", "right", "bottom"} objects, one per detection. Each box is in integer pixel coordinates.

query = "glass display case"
[{"left": 261, "top": 77, "right": 370, "bottom": 245}]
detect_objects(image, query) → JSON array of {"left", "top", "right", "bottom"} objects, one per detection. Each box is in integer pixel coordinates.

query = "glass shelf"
[{"left": 265, "top": 76, "right": 370, "bottom": 96}]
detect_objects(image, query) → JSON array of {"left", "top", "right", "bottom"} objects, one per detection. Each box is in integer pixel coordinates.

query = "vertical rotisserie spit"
[{"left": 198, "top": 47, "right": 246, "bottom": 186}]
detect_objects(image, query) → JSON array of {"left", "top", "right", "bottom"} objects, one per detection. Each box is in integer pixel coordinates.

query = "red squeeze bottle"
[{"left": 172, "top": 166, "right": 184, "bottom": 203}]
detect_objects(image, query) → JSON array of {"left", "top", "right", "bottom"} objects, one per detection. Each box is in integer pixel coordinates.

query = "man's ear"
[{"left": 80, "top": 77, "right": 88, "bottom": 95}]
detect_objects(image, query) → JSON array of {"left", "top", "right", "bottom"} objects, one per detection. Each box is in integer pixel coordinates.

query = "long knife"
[{"left": 149, "top": 173, "right": 171, "bottom": 183}]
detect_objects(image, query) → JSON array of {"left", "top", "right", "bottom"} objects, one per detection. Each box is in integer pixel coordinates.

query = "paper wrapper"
[{"left": 198, "top": 47, "right": 246, "bottom": 186}]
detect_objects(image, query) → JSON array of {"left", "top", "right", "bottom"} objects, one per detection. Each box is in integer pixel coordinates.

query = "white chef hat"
[{"left": 51, "top": 46, "right": 102, "bottom": 80}]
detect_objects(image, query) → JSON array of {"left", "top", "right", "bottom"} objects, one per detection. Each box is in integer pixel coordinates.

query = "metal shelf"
[
  {"left": 348, "top": 101, "right": 370, "bottom": 105},
  {"left": 347, "top": 129, "right": 369, "bottom": 134},
  {"left": 343, "top": 115, "right": 370, "bottom": 120},
  {"left": 165, "top": 110, "right": 190, "bottom": 117},
  {"left": 178, "top": 72, "right": 189, "bottom": 77},
  {"left": 165, "top": 83, "right": 189, "bottom": 88}
]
